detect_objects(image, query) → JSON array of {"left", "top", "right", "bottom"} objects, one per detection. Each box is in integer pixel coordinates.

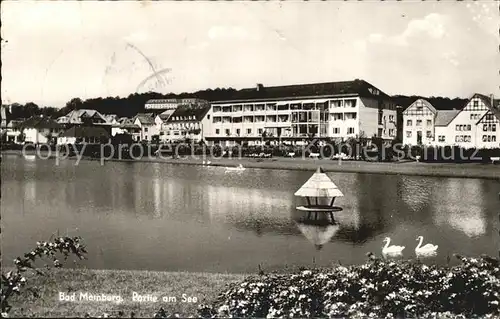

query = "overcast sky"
[{"left": 1, "top": 1, "right": 498, "bottom": 107}]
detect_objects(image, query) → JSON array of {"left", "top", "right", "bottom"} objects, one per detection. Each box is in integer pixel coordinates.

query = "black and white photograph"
[{"left": 1, "top": 1, "right": 499, "bottom": 318}]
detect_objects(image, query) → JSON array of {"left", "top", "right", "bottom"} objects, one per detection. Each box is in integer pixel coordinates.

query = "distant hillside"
[
  {"left": 4, "top": 88, "right": 239, "bottom": 120},
  {"left": 392, "top": 95, "right": 468, "bottom": 111}
]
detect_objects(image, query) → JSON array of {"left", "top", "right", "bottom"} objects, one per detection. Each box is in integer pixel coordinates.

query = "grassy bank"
[
  {"left": 7, "top": 268, "right": 245, "bottom": 318},
  {"left": 3, "top": 150, "right": 500, "bottom": 180}
]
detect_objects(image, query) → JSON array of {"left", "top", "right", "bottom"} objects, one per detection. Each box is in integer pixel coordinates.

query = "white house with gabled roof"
[
  {"left": 133, "top": 113, "right": 161, "bottom": 141},
  {"left": 433, "top": 110, "right": 461, "bottom": 146},
  {"left": 402, "top": 99, "right": 438, "bottom": 145},
  {"left": 403, "top": 94, "right": 500, "bottom": 149},
  {"left": 475, "top": 107, "right": 499, "bottom": 149},
  {"left": 433, "top": 94, "right": 496, "bottom": 148}
]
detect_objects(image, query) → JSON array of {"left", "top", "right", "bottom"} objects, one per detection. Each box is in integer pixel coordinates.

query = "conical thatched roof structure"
[{"left": 294, "top": 167, "right": 344, "bottom": 198}]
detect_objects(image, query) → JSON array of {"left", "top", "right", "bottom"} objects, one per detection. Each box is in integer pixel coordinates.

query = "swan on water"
[
  {"left": 415, "top": 236, "right": 438, "bottom": 254},
  {"left": 382, "top": 237, "right": 405, "bottom": 255}
]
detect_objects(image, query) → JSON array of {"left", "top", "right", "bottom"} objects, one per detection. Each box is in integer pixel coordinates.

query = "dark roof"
[
  {"left": 211, "top": 79, "right": 391, "bottom": 103},
  {"left": 494, "top": 109, "right": 500, "bottom": 121},
  {"left": 494, "top": 99, "right": 500, "bottom": 108},
  {"left": 435, "top": 110, "right": 461, "bottom": 127},
  {"left": 62, "top": 126, "right": 110, "bottom": 138},
  {"left": 133, "top": 113, "right": 155, "bottom": 125},
  {"left": 8, "top": 120, "right": 25, "bottom": 128},
  {"left": 20, "top": 116, "right": 62, "bottom": 129},
  {"left": 167, "top": 106, "right": 210, "bottom": 122}
]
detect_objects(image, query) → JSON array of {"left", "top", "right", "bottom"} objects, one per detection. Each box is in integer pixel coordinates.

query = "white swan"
[
  {"left": 415, "top": 236, "right": 438, "bottom": 254},
  {"left": 382, "top": 237, "right": 405, "bottom": 255}
]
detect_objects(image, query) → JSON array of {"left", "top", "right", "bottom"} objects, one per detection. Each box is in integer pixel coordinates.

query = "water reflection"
[
  {"left": 1, "top": 156, "right": 498, "bottom": 272},
  {"left": 292, "top": 211, "right": 340, "bottom": 250},
  {"left": 432, "top": 178, "right": 486, "bottom": 238},
  {"left": 24, "top": 181, "right": 36, "bottom": 202},
  {"left": 206, "top": 185, "right": 292, "bottom": 223}
]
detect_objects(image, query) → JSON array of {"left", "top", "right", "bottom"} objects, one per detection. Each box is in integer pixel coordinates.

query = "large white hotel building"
[{"left": 203, "top": 79, "right": 397, "bottom": 145}]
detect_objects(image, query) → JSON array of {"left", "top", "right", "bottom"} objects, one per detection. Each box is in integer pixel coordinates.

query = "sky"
[{"left": 1, "top": 1, "right": 498, "bottom": 108}]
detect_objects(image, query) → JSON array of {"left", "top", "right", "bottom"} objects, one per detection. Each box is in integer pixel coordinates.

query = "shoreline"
[{"left": 2, "top": 150, "right": 500, "bottom": 180}]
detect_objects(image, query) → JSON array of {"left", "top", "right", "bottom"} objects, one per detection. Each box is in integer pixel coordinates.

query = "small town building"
[
  {"left": 103, "top": 114, "right": 119, "bottom": 125},
  {"left": 58, "top": 126, "right": 111, "bottom": 144},
  {"left": 19, "top": 116, "right": 64, "bottom": 144},
  {"left": 145, "top": 98, "right": 208, "bottom": 111},
  {"left": 161, "top": 106, "right": 211, "bottom": 142},
  {"left": 204, "top": 79, "right": 397, "bottom": 146},
  {"left": 111, "top": 118, "right": 141, "bottom": 140},
  {"left": 403, "top": 93, "right": 500, "bottom": 148},
  {"left": 57, "top": 109, "right": 108, "bottom": 126},
  {"left": 132, "top": 113, "right": 160, "bottom": 142},
  {"left": 4, "top": 119, "right": 24, "bottom": 144}
]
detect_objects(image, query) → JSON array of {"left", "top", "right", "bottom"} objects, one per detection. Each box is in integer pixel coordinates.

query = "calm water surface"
[{"left": 1, "top": 155, "right": 498, "bottom": 273}]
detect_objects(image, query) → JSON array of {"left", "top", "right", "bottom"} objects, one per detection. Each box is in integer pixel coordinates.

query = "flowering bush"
[
  {"left": 198, "top": 255, "right": 500, "bottom": 318},
  {"left": 1, "top": 236, "right": 87, "bottom": 317}
]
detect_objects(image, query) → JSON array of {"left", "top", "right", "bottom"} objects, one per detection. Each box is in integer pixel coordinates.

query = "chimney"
[{"left": 256, "top": 83, "right": 264, "bottom": 92}]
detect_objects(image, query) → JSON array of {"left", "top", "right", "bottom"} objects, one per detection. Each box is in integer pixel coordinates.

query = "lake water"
[{"left": 1, "top": 155, "right": 499, "bottom": 273}]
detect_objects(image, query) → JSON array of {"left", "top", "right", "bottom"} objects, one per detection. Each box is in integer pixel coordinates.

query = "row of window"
[
  {"left": 470, "top": 113, "right": 482, "bottom": 121},
  {"left": 212, "top": 112, "right": 362, "bottom": 123},
  {"left": 436, "top": 135, "right": 498, "bottom": 143},
  {"left": 213, "top": 100, "right": 358, "bottom": 113},
  {"left": 331, "top": 113, "right": 357, "bottom": 120},
  {"left": 215, "top": 128, "right": 262, "bottom": 136},
  {"left": 407, "top": 119, "right": 432, "bottom": 127},
  {"left": 455, "top": 135, "right": 472, "bottom": 143},
  {"left": 330, "top": 99, "right": 357, "bottom": 108},
  {"left": 332, "top": 127, "right": 356, "bottom": 135},
  {"left": 213, "top": 127, "right": 397, "bottom": 137},
  {"left": 482, "top": 135, "right": 497, "bottom": 142},
  {"left": 483, "top": 124, "right": 497, "bottom": 132},
  {"left": 456, "top": 124, "right": 472, "bottom": 131},
  {"left": 165, "top": 123, "right": 200, "bottom": 130},
  {"left": 484, "top": 114, "right": 496, "bottom": 121},
  {"left": 170, "top": 115, "right": 197, "bottom": 121},
  {"left": 406, "top": 131, "right": 433, "bottom": 138}
]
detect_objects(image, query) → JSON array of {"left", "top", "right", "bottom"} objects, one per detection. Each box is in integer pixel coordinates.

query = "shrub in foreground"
[
  {"left": 196, "top": 255, "right": 500, "bottom": 318},
  {"left": 1, "top": 236, "right": 87, "bottom": 318}
]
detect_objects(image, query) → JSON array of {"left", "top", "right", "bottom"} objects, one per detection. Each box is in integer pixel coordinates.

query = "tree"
[{"left": 65, "top": 98, "right": 84, "bottom": 111}]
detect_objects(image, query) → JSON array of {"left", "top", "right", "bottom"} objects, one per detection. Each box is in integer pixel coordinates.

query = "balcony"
[{"left": 266, "top": 116, "right": 277, "bottom": 123}]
